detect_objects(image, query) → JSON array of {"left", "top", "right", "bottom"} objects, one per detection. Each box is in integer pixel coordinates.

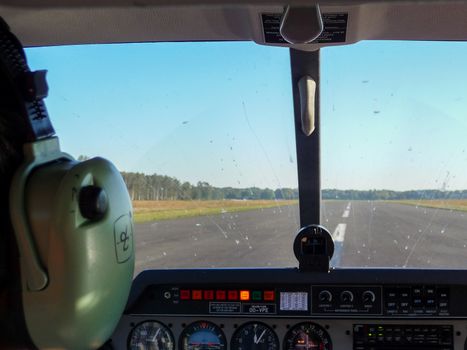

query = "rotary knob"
[
  {"left": 79, "top": 185, "right": 108, "bottom": 221},
  {"left": 362, "top": 290, "right": 376, "bottom": 304},
  {"left": 318, "top": 290, "right": 333, "bottom": 303},
  {"left": 340, "top": 290, "right": 354, "bottom": 303}
]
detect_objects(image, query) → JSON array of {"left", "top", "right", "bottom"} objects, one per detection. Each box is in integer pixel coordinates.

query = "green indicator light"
[
  {"left": 368, "top": 333, "right": 373, "bottom": 337},
  {"left": 378, "top": 333, "right": 383, "bottom": 336},
  {"left": 252, "top": 291, "right": 262, "bottom": 300}
]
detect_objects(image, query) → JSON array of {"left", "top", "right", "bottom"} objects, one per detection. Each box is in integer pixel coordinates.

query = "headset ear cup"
[{"left": 11, "top": 140, "right": 134, "bottom": 349}]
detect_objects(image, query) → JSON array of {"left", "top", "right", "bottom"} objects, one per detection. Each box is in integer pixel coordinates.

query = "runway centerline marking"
[
  {"left": 331, "top": 223, "right": 347, "bottom": 267},
  {"left": 342, "top": 202, "right": 351, "bottom": 218},
  {"left": 332, "top": 223, "right": 347, "bottom": 242}
]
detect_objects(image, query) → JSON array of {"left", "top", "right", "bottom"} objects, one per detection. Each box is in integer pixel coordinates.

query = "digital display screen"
[{"left": 280, "top": 292, "right": 308, "bottom": 311}]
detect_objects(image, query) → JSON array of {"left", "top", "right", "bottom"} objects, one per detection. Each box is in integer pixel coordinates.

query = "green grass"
[
  {"left": 132, "top": 200, "right": 298, "bottom": 223},
  {"left": 393, "top": 199, "right": 467, "bottom": 212}
]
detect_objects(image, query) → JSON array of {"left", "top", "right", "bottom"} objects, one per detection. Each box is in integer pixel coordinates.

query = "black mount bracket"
[{"left": 293, "top": 225, "right": 334, "bottom": 273}]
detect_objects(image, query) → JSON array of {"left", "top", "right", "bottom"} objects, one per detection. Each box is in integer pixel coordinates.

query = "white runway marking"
[
  {"left": 332, "top": 223, "right": 347, "bottom": 242},
  {"left": 342, "top": 202, "right": 351, "bottom": 218},
  {"left": 331, "top": 223, "right": 347, "bottom": 267}
]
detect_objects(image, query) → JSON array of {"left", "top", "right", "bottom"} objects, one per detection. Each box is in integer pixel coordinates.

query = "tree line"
[
  {"left": 323, "top": 189, "right": 467, "bottom": 201},
  {"left": 121, "top": 172, "right": 298, "bottom": 201},
  {"left": 120, "top": 171, "right": 467, "bottom": 201}
]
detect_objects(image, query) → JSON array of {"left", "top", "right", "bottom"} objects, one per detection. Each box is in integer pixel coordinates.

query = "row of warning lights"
[{"left": 179, "top": 290, "right": 276, "bottom": 302}]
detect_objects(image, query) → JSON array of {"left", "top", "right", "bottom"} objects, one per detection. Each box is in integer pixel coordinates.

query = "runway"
[{"left": 133, "top": 201, "right": 467, "bottom": 275}]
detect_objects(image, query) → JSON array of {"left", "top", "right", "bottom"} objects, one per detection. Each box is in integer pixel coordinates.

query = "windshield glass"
[
  {"left": 321, "top": 41, "right": 467, "bottom": 268},
  {"left": 26, "top": 42, "right": 300, "bottom": 275},
  {"left": 26, "top": 40, "right": 467, "bottom": 273}
]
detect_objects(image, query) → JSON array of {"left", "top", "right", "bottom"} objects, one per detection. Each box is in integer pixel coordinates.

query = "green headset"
[{"left": 0, "top": 19, "right": 135, "bottom": 349}]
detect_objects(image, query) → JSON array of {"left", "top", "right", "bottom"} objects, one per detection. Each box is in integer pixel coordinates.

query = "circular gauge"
[
  {"left": 284, "top": 322, "right": 332, "bottom": 350},
  {"left": 179, "top": 320, "right": 227, "bottom": 350},
  {"left": 231, "top": 322, "right": 279, "bottom": 350},
  {"left": 128, "top": 320, "right": 175, "bottom": 350}
]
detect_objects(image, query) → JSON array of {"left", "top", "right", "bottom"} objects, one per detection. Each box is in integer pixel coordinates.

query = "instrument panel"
[{"left": 110, "top": 268, "right": 467, "bottom": 349}]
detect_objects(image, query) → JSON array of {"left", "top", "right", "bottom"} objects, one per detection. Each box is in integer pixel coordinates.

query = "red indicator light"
[
  {"left": 264, "top": 291, "right": 275, "bottom": 301},
  {"left": 240, "top": 290, "right": 250, "bottom": 301},
  {"left": 180, "top": 290, "right": 190, "bottom": 300},
  {"left": 216, "top": 290, "right": 226, "bottom": 300},
  {"left": 228, "top": 290, "right": 238, "bottom": 300},
  {"left": 192, "top": 290, "right": 202, "bottom": 300},
  {"left": 204, "top": 290, "right": 214, "bottom": 300}
]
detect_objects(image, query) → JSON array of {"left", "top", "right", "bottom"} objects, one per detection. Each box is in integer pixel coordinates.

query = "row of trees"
[
  {"left": 322, "top": 189, "right": 467, "bottom": 200},
  {"left": 120, "top": 171, "right": 467, "bottom": 201},
  {"left": 121, "top": 172, "right": 298, "bottom": 201}
]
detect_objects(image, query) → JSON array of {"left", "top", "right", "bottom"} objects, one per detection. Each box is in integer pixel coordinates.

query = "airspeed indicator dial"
[
  {"left": 231, "top": 322, "right": 279, "bottom": 350},
  {"left": 128, "top": 321, "right": 175, "bottom": 350}
]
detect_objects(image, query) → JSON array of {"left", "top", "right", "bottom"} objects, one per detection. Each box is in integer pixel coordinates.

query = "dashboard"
[{"left": 110, "top": 268, "right": 467, "bottom": 349}]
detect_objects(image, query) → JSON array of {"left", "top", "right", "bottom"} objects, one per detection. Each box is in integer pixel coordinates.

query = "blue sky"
[{"left": 25, "top": 40, "right": 467, "bottom": 191}]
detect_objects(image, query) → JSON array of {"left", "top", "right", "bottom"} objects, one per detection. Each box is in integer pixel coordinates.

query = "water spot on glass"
[
  {"left": 393, "top": 239, "right": 398, "bottom": 244},
  {"left": 362, "top": 243, "right": 366, "bottom": 247},
  {"left": 195, "top": 223, "right": 201, "bottom": 227},
  {"left": 235, "top": 240, "right": 240, "bottom": 245},
  {"left": 248, "top": 245, "right": 253, "bottom": 250},
  {"left": 440, "top": 229, "right": 445, "bottom": 234},
  {"left": 408, "top": 146, "right": 413, "bottom": 152},
  {"left": 418, "top": 229, "right": 422, "bottom": 233},
  {"left": 182, "top": 121, "right": 189, "bottom": 125},
  {"left": 357, "top": 250, "right": 361, "bottom": 254},
  {"left": 245, "top": 236, "right": 249, "bottom": 240},
  {"left": 407, "top": 235, "right": 410, "bottom": 239},
  {"left": 162, "top": 251, "right": 167, "bottom": 256},
  {"left": 404, "top": 246, "right": 408, "bottom": 250},
  {"left": 194, "top": 252, "right": 197, "bottom": 257},
  {"left": 373, "top": 110, "right": 380, "bottom": 115}
]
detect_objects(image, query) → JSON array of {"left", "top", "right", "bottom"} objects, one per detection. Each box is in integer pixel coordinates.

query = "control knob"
[
  {"left": 340, "top": 290, "right": 354, "bottom": 303},
  {"left": 318, "top": 290, "right": 333, "bottom": 303},
  {"left": 362, "top": 290, "right": 376, "bottom": 304}
]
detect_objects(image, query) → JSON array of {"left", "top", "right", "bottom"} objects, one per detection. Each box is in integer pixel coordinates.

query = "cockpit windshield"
[{"left": 25, "top": 40, "right": 467, "bottom": 275}]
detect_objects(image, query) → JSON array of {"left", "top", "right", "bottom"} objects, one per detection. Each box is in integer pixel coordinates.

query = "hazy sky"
[{"left": 25, "top": 40, "right": 467, "bottom": 191}]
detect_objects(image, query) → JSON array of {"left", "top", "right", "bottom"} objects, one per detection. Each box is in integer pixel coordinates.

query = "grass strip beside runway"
[
  {"left": 394, "top": 199, "right": 467, "bottom": 212},
  {"left": 132, "top": 199, "right": 298, "bottom": 223}
]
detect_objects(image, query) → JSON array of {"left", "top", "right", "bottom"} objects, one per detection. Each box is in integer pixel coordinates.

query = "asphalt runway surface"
[{"left": 133, "top": 201, "right": 467, "bottom": 275}]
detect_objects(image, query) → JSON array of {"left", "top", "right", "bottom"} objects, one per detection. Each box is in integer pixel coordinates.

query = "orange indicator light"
[{"left": 240, "top": 290, "right": 250, "bottom": 301}]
